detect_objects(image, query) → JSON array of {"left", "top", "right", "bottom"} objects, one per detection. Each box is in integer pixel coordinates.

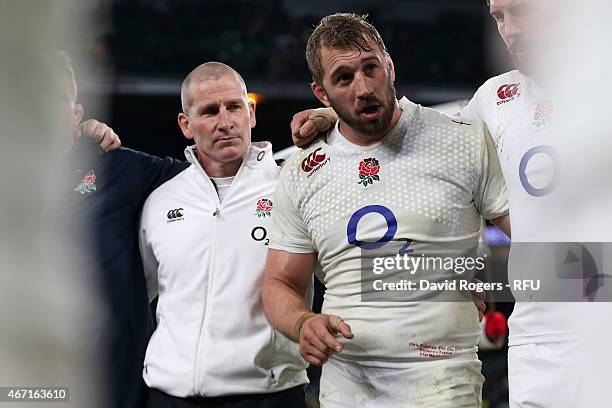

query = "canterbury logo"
[
  {"left": 301, "top": 148, "right": 327, "bottom": 172},
  {"left": 167, "top": 208, "right": 184, "bottom": 219},
  {"left": 497, "top": 83, "right": 520, "bottom": 100}
]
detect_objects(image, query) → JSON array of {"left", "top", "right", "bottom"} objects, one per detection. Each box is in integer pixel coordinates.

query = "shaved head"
[{"left": 180, "top": 62, "right": 247, "bottom": 114}]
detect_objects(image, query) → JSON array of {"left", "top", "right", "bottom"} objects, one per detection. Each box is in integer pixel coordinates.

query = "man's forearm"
[
  {"left": 492, "top": 213, "right": 511, "bottom": 238},
  {"left": 262, "top": 277, "right": 311, "bottom": 342}
]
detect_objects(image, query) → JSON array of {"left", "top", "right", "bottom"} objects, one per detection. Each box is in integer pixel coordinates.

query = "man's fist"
[
  {"left": 299, "top": 313, "right": 353, "bottom": 366},
  {"left": 290, "top": 107, "right": 337, "bottom": 148},
  {"left": 79, "top": 119, "right": 121, "bottom": 152}
]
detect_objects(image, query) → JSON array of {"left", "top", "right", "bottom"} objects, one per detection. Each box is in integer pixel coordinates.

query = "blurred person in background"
[{"left": 57, "top": 51, "right": 189, "bottom": 408}]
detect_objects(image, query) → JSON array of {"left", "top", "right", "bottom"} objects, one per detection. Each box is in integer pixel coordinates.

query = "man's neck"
[
  {"left": 199, "top": 154, "right": 244, "bottom": 178},
  {"left": 338, "top": 101, "right": 402, "bottom": 147}
]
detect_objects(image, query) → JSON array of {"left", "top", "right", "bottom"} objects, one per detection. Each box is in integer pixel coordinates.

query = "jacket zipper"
[
  {"left": 192, "top": 157, "right": 249, "bottom": 395},
  {"left": 188, "top": 150, "right": 248, "bottom": 395},
  {"left": 193, "top": 177, "right": 221, "bottom": 396}
]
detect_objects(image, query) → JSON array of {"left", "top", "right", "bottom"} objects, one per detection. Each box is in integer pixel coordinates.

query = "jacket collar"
[{"left": 183, "top": 141, "right": 275, "bottom": 177}]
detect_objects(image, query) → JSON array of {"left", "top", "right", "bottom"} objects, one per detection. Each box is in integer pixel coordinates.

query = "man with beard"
[
  {"left": 262, "top": 13, "right": 511, "bottom": 407},
  {"left": 290, "top": 2, "right": 593, "bottom": 406}
]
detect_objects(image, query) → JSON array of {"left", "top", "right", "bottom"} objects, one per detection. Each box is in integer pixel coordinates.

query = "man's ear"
[
  {"left": 311, "top": 81, "right": 331, "bottom": 107},
  {"left": 384, "top": 52, "right": 396, "bottom": 83},
  {"left": 74, "top": 103, "right": 84, "bottom": 124},
  {"left": 178, "top": 113, "right": 193, "bottom": 140},
  {"left": 248, "top": 101, "right": 257, "bottom": 128}
]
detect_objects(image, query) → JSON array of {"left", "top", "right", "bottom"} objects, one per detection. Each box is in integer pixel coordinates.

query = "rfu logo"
[{"left": 167, "top": 208, "right": 184, "bottom": 223}]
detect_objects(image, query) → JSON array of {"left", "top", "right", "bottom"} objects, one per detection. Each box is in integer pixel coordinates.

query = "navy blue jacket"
[{"left": 70, "top": 138, "right": 189, "bottom": 408}]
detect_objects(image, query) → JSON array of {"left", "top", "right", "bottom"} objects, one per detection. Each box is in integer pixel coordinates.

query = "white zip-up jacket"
[{"left": 139, "top": 142, "right": 308, "bottom": 398}]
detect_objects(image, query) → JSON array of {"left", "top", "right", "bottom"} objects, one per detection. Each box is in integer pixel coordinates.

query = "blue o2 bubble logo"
[
  {"left": 519, "top": 145, "right": 560, "bottom": 197},
  {"left": 347, "top": 205, "right": 412, "bottom": 253}
]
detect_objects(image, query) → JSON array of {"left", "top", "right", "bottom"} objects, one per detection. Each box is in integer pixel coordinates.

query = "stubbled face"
[
  {"left": 179, "top": 74, "right": 255, "bottom": 166},
  {"left": 313, "top": 42, "right": 397, "bottom": 142},
  {"left": 489, "top": 0, "right": 547, "bottom": 76}
]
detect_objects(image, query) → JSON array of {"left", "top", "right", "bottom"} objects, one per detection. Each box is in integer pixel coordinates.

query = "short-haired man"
[
  {"left": 139, "top": 62, "right": 308, "bottom": 408},
  {"left": 262, "top": 13, "right": 510, "bottom": 407}
]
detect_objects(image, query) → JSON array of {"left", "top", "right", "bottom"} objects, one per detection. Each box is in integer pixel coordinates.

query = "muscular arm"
[
  {"left": 263, "top": 249, "right": 353, "bottom": 366},
  {"left": 262, "top": 249, "right": 317, "bottom": 340}
]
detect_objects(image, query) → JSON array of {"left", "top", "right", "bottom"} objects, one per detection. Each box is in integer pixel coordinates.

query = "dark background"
[
  {"left": 75, "top": 0, "right": 512, "bottom": 159},
  {"left": 73, "top": 1, "right": 514, "bottom": 406}
]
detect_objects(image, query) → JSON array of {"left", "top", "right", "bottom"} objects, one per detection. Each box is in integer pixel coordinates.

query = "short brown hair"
[
  {"left": 306, "top": 13, "right": 387, "bottom": 85},
  {"left": 180, "top": 61, "right": 247, "bottom": 113}
]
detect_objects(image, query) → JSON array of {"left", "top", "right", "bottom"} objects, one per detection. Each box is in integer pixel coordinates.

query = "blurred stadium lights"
[{"left": 247, "top": 92, "right": 263, "bottom": 106}]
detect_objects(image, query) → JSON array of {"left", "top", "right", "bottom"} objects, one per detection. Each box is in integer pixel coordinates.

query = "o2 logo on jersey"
[
  {"left": 251, "top": 226, "right": 269, "bottom": 246},
  {"left": 346, "top": 205, "right": 413, "bottom": 253},
  {"left": 519, "top": 145, "right": 560, "bottom": 197}
]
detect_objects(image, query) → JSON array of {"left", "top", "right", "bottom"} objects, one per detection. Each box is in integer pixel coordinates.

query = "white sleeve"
[
  {"left": 268, "top": 167, "right": 316, "bottom": 253},
  {"left": 139, "top": 202, "right": 160, "bottom": 302},
  {"left": 459, "top": 90, "right": 483, "bottom": 122},
  {"left": 473, "top": 123, "right": 510, "bottom": 220}
]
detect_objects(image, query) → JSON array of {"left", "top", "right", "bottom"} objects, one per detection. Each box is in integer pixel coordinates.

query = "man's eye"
[
  {"left": 364, "top": 64, "right": 377, "bottom": 73},
  {"left": 201, "top": 107, "right": 219, "bottom": 116},
  {"left": 228, "top": 104, "right": 241, "bottom": 110}
]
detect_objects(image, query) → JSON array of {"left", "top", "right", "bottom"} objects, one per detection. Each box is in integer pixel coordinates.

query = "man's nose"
[
  {"left": 354, "top": 72, "right": 373, "bottom": 99},
  {"left": 216, "top": 108, "right": 234, "bottom": 131}
]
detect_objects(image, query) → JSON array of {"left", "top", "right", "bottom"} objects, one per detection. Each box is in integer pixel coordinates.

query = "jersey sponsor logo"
[
  {"left": 518, "top": 145, "right": 560, "bottom": 196},
  {"left": 74, "top": 169, "right": 97, "bottom": 194},
  {"left": 166, "top": 208, "right": 184, "bottom": 223},
  {"left": 357, "top": 157, "right": 381, "bottom": 187},
  {"left": 347, "top": 205, "right": 413, "bottom": 253},
  {"left": 301, "top": 147, "right": 330, "bottom": 178},
  {"left": 255, "top": 198, "right": 273, "bottom": 218},
  {"left": 496, "top": 83, "right": 521, "bottom": 105}
]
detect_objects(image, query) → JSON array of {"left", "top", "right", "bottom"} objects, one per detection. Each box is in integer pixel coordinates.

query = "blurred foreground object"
[{"left": 0, "top": 1, "right": 105, "bottom": 407}]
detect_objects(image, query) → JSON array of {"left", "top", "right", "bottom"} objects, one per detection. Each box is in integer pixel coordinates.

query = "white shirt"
[
  {"left": 211, "top": 176, "right": 234, "bottom": 203},
  {"left": 139, "top": 142, "right": 308, "bottom": 397},
  {"left": 270, "top": 97, "right": 509, "bottom": 367}
]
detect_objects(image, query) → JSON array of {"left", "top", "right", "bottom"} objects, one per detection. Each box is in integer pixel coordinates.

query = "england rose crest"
[
  {"left": 358, "top": 158, "right": 380, "bottom": 187},
  {"left": 74, "top": 170, "right": 97, "bottom": 194},
  {"left": 532, "top": 100, "right": 553, "bottom": 129},
  {"left": 255, "top": 198, "right": 273, "bottom": 218}
]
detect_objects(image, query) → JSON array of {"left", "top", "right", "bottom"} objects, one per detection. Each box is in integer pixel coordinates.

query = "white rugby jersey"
[
  {"left": 270, "top": 97, "right": 509, "bottom": 367},
  {"left": 139, "top": 142, "right": 308, "bottom": 397},
  {"left": 461, "top": 70, "right": 579, "bottom": 346}
]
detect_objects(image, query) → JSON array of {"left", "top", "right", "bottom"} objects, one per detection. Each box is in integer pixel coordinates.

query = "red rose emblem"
[
  {"left": 359, "top": 158, "right": 380, "bottom": 177},
  {"left": 357, "top": 158, "right": 381, "bottom": 187},
  {"left": 255, "top": 198, "right": 273, "bottom": 217},
  {"left": 257, "top": 198, "right": 273, "bottom": 213},
  {"left": 535, "top": 101, "right": 552, "bottom": 118},
  {"left": 82, "top": 172, "right": 96, "bottom": 184}
]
